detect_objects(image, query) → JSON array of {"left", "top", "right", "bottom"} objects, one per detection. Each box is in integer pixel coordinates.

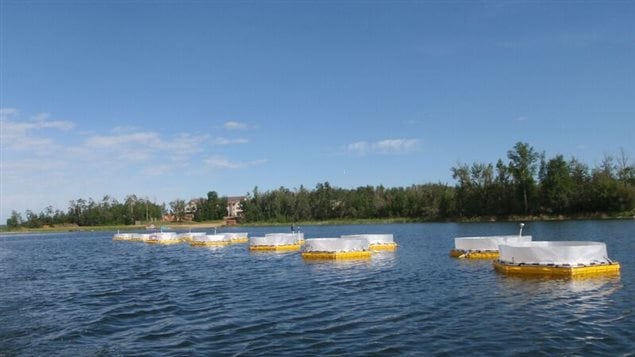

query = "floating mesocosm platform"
[
  {"left": 493, "top": 241, "right": 620, "bottom": 277},
  {"left": 189, "top": 234, "right": 232, "bottom": 247},
  {"left": 302, "top": 238, "right": 371, "bottom": 260},
  {"left": 451, "top": 235, "right": 532, "bottom": 259},
  {"left": 450, "top": 223, "right": 531, "bottom": 259},
  {"left": 148, "top": 232, "right": 181, "bottom": 245},
  {"left": 178, "top": 232, "right": 205, "bottom": 243},
  {"left": 249, "top": 233, "right": 302, "bottom": 251},
  {"left": 341, "top": 234, "right": 397, "bottom": 251},
  {"left": 224, "top": 232, "right": 249, "bottom": 244}
]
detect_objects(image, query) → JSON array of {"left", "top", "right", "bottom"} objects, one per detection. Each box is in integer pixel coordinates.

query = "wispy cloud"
[
  {"left": 347, "top": 138, "right": 420, "bottom": 155},
  {"left": 0, "top": 108, "right": 75, "bottom": 152},
  {"left": 0, "top": 108, "right": 267, "bottom": 222},
  {"left": 223, "top": 121, "right": 251, "bottom": 130},
  {"left": 82, "top": 132, "right": 208, "bottom": 162},
  {"left": 214, "top": 137, "right": 249, "bottom": 145},
  {"left": 204, "top": 155, "right": 266, "bottom": 169},
  {"left": 375, "top": 139, "right": 420, "bottom": 153},
  {"left": 347, "top": 141, "right": 370, "bottom": 155},
  {"left": 85, "top": 132, "right": 159, "bottom": 149},
  {"left": 142, "top": 164, "right": 173, "bottom": 176},
  {"left": 0, "top": 108, "right": 19, "bottom": 119},
  {"left": 515, "top": 116, "right": 528, "bottom": 122}
]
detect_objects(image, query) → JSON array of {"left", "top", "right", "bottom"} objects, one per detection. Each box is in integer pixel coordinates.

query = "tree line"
[
  {"left": 5, "top": 142, "right": 634, "bottom": 228},
  {"left": 5, "top": 192, "right": 228, "bottom": 229},
  {"left": 239, "top": 142, "right": 634, "bottom": 222}
]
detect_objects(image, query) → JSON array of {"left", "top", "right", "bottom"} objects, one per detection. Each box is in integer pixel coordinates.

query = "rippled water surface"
[{"left": 1, "top": 221, "right": 634, "bottom": 355}]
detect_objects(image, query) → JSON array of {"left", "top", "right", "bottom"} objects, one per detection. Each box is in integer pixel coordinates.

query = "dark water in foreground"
[{"left": 1, "top": 221, "right": 634, "bottom": 356}]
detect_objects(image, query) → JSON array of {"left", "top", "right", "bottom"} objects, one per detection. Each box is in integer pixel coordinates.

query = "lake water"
[{"left": 1, "top": 221, "right": 634, "bottom": 355}]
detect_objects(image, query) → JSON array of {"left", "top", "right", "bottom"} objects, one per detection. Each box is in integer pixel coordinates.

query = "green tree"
[
  {"left": 507, "top": 142, "right": 540, "bottom": 214},
  {"left": 170, "top": 199, "right": 186, "bottom": 222},
  {"left": 540, "top": 155, "right": 574, "bottom": 213},
  {"left": 6, "top": 211, "right": 23, "bottom": 228}
]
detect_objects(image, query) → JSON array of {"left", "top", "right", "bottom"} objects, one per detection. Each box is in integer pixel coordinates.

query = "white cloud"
[
  {"left": 375, "top": 139, "right": 420, "bottom": 153},
  {"left": 0, "top": 108, "right": 239, "bottom": 222},
  {"left": 82, "top": 132, "right": 208, "bottom": 162},
  {"left": 111, "top": 126, "right": 138, "bottom": 133},
  {"left": 347, "top": 141, "right": 370, "bottom": 154},
  {"left": 214, "top": 137, "right": 249, "bottom": 145},
  {"left": 142, "top": 164, "right": 173, "bottom": 176},
  {"left": 204, "top": 155, "right": 266, "bottom": 169},
  {"left": 0, "top": 108, "right": 75, "bottom": 152},
  {"left": 0, "top": 107, "right": 18, "bottom": 118},
  {"left": 223, "top": 121, "right": 250, "bottom": 130},
  {"left": 85, "top": 132, "right": 159, "bottom": 149},
  {"left": 347, "top": 138, "right": 420, "bottom": 155},
  {"left": 515, "top": 116, "right": 528, "bottom": 122}
]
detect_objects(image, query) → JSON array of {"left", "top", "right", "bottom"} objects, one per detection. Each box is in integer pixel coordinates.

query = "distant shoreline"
[
  {"left": 2, "top": 213, "right": 633, "bottom": 234},
  {"left": 0, "top": 221, "right": 225, "bottom": 234}
]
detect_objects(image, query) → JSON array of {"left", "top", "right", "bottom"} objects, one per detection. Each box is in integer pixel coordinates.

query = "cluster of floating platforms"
[
  {"left": 248, "top": 233, "right": 396, "bottom": 260},
  {"left": 113, "top": 231, "right": 248, "bottom": 247},
  {"left": 450, "top": 224, "right": 620, "bottom": 278},
  {"left": 300, "top": 234, "right": 397, "bottom": 260},
  {"left": 115, "top": 231, "right": 397, "bottom": 260}
]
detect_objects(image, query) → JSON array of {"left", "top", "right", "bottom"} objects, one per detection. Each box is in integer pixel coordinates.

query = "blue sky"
[{"left": 1, "top": 1, "right": 634, "bottom": 222}]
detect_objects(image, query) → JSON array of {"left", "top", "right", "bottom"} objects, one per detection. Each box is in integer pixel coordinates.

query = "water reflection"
[
  {"left": 496, "top": 274, "right": 622, "bottom": 315},
  {"left": 303, "top": 258, "right": 372, "bottom": 269}
]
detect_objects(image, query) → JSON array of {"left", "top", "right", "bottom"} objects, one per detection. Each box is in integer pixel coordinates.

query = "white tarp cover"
[
  {"left": 341, "top": 234, "right": 394, "bottom": 245},
  {"left": 178, "top": 232, "right": 205, "bottom": 238},
  {"left": 250, "top": 235, "right": 298, "bottom": 246},
  {"left": 225, "top": 232, "right": 248, "bottom": 239},
  {"left": 498, "top": 241, "right": 610, "bottom": 265},
  {"left": 455, "top": 235, "right": 532, "bottom": 251},
  {"left": 152, "top": 232, "right": 179, "bottom": 241},
  {"left": 303, "top": 238, "right": 369, "bottom": 252},
  {"left": 193, "top": 234, "right": 230, "bottom": 243},
  {"left": 265, "top": 232, "right": 304, "bottom": 239}
]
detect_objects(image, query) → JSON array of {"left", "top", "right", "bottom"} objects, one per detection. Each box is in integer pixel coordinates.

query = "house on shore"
[{"left": 225, "top": 196, "right": 246, "bottom": 225}]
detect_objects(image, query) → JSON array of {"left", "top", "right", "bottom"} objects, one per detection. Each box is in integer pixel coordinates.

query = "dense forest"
[
  {"left": 5, "top": 142, "right": 634, "bottom": 229},
  {"left": 240, "top": 142, "right": 634, "bottom": 222}
]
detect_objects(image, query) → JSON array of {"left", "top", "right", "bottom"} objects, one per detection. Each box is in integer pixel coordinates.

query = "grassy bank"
[{"left": 3, "top": 212, "right": 632, "bottom": 234}]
